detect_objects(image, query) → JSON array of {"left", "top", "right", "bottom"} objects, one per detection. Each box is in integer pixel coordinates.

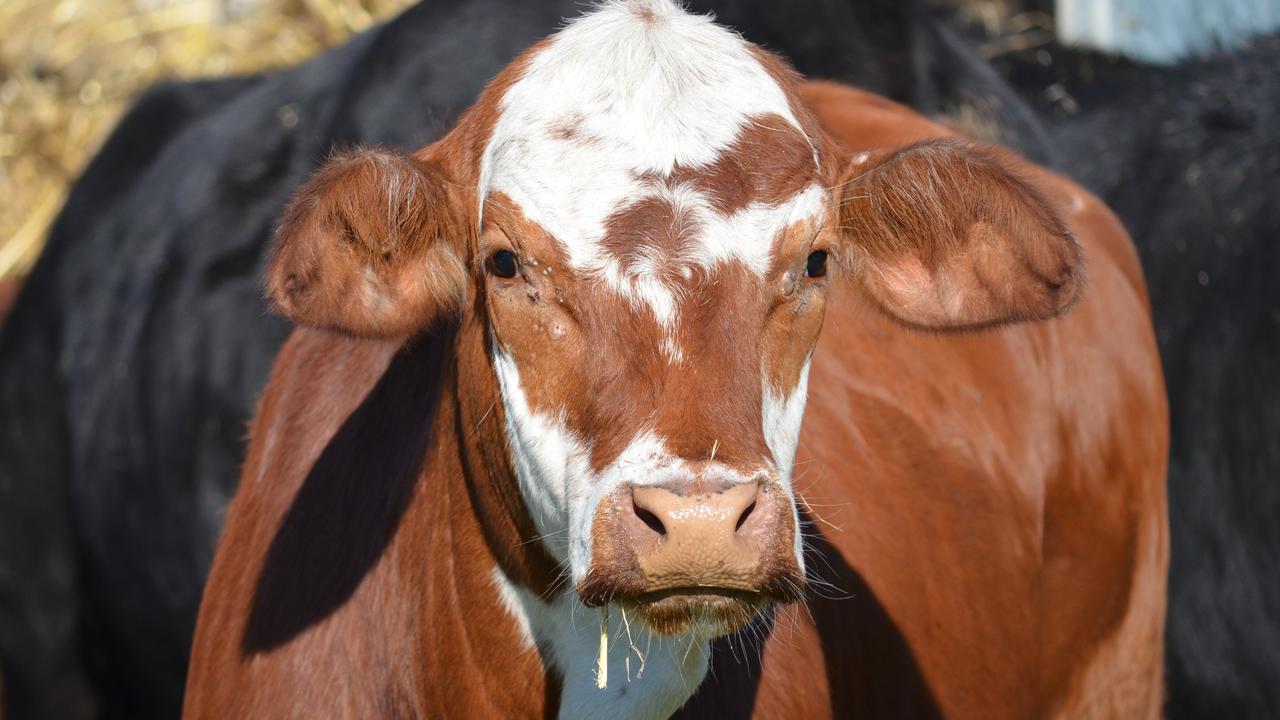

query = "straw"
[
  {"left": 0, "top": 0, "right": 415, "bottom": 282},
  {"left": 596, "top": 604, "right": 610, "bottom": 689}
]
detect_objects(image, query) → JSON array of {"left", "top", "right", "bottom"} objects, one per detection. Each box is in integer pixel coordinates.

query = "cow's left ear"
[{"left": 836, "top": 138, "right": 1083, "bottom": 330}]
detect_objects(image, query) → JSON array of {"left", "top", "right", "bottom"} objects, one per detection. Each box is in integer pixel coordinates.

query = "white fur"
[
  {"left": 762, "top": 357, "right": 812, "bottom": 482},
  {"left": 492, "top": 567, "right": 713, "bottom": 720},
  {"left": 479, "top": 0, "right": 825, "bottom": 343},
  {"left": 493, "top": 347, "right": 591, "bottom": 562},
  {"left": 491, "top": 567, "right": 538, "bottom": 650},
  {"left": 763, "top": 358, "right": 812, "bottom": 565}
]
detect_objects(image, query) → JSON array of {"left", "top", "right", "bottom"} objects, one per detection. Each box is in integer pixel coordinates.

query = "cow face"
[
  {"left": 265, "top": 0, "right": 1081, "bottom": 642},
  {"left": 478, "top": 160, "right": 826, "bottom": 637}
]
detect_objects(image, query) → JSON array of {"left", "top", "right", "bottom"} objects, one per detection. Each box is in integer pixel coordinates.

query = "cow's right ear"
[
  {"left": 835, "top": 139, "right": 1082, "bottom": 330},
  {"left": 265, "top": 148, "right": 468, "bottom": 337}
]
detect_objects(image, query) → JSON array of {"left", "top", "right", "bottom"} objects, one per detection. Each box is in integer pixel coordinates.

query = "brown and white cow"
[{"left": 184, "top": 1, "right": 1168, "bottom": 717}]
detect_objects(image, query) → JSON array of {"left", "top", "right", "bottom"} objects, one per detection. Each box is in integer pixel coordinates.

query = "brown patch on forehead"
[
  {"left": 598, "top": 194, "right": 697, "bottom": 277},
  {"left": 749, "top": 46, "right": 825, "bottom": 143},
  {"left": 682, "top": 113, "right": 817, "bottom": 216},
  {"left": 596, "top": 110, "right": 819, "bottom": 270},
  {"left": 749, "top": 46, "right": 845, "bottom": 189}
]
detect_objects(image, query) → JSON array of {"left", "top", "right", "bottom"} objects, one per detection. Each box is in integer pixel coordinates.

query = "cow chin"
[
  {"left": 577, "top": 568, "right": 804, "bottom": 638},
  {"left": 625, "top": 589, "right": 769, "bottom": 638}
]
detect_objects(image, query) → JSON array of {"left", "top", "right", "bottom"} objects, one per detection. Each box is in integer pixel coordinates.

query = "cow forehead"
[{"left": 478, "top": 0, "right": 824, "bottom": 329}]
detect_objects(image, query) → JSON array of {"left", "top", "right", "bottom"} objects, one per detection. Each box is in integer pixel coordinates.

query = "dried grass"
[{"left": 0, "top": 0, "right": 415, "bottom": 282}]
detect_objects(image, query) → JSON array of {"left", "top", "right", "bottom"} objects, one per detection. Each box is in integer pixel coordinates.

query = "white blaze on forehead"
[{"left": 479, "top": 0, "right": 823, "bottom": 337}]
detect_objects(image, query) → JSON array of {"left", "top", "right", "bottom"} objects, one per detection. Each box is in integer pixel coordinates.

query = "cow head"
[{"left": 266, "top": 0, "right": 1080, "bottom": 648}]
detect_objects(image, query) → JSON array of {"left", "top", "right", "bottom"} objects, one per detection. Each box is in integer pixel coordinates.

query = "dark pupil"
[
  {"left": 490, "top": 250, "right": 519, "bottom": 278},
  {"left": 806, "top": 250, "right": 828, "bottom": 278}
]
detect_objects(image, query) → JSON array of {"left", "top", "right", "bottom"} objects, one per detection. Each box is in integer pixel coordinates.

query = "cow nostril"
[
  {"left": 735, "top": 500, "right": 757, "bottom": 533},
  {"left": 634, "top": 503, "right": 667, "bottom": 536}
]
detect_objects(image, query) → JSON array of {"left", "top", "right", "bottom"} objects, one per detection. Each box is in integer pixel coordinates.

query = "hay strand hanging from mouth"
[
  {"left": 620, "top": 605, "right": 646, "bottom": 681},
  {"left": 597, "top": 604, "right": 609, "bottom": 689}
]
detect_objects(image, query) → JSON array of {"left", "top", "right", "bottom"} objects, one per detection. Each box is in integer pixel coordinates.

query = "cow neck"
[{"left": 388, "top": 324, "right": 558, "bottom": 715}]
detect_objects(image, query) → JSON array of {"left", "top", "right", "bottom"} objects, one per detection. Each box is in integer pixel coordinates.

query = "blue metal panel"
[{"left": 1057, "top": 0, "right": 1280, "bottom": 63}]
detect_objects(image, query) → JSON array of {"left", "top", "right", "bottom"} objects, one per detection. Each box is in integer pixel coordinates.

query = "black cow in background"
[
  {"left": 989, "top": 35, "right": 1280, "bottom": 720},
  {"left": 0, "top": 75, "right": 265, "bottom": 720},
  {"left": 0, "top": 1, "right": 1054, "bottom": 718}
]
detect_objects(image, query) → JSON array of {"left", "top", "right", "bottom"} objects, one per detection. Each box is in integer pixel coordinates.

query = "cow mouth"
[{"left": 622, "top": 587, "right": 768, "bottom": 637}]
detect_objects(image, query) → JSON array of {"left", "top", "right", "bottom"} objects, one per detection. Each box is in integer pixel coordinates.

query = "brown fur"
[
  {"left": 185, "top": 48, "right": 1166, "bottom": 720},
  {"left": 658, "top": 112, "right": 817, "bottom": 216},
  {"left": 598, "top": 194, "right": 693, "bottom": 277},
  {"left": 185, "top": 330, "right": 558, "bottom": 717},
  {"left": 265, "top": 149, "right": 468, "bottom": 337},
  {"left": 749, "top": 46, "right": 835, "bottom": 169},
  {"left": 838, "top": 139, "right": 1083, "bottom": 330}
]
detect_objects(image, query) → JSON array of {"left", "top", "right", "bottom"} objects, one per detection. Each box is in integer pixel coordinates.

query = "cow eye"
[
  {"left": 805, "top": 250, "right": 828, "bottom": 279},
  {"left": 488, "top": 250, "right": 520, "bottom": 279}
]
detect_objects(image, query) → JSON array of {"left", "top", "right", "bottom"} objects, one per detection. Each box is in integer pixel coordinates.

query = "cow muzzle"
[{"left": 578, "top": 475, "right": 805, "bottom": 637}]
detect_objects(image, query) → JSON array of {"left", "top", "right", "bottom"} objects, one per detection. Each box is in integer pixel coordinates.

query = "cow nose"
[
  {"left": 618, "top": 480, "right": 781, "bottom": 595},
  {"left": 629, "top": 481, "right": 761, "bottom": 546},
  {"left": 579, "top": 475, "right": 805, "bottom": 610}
]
